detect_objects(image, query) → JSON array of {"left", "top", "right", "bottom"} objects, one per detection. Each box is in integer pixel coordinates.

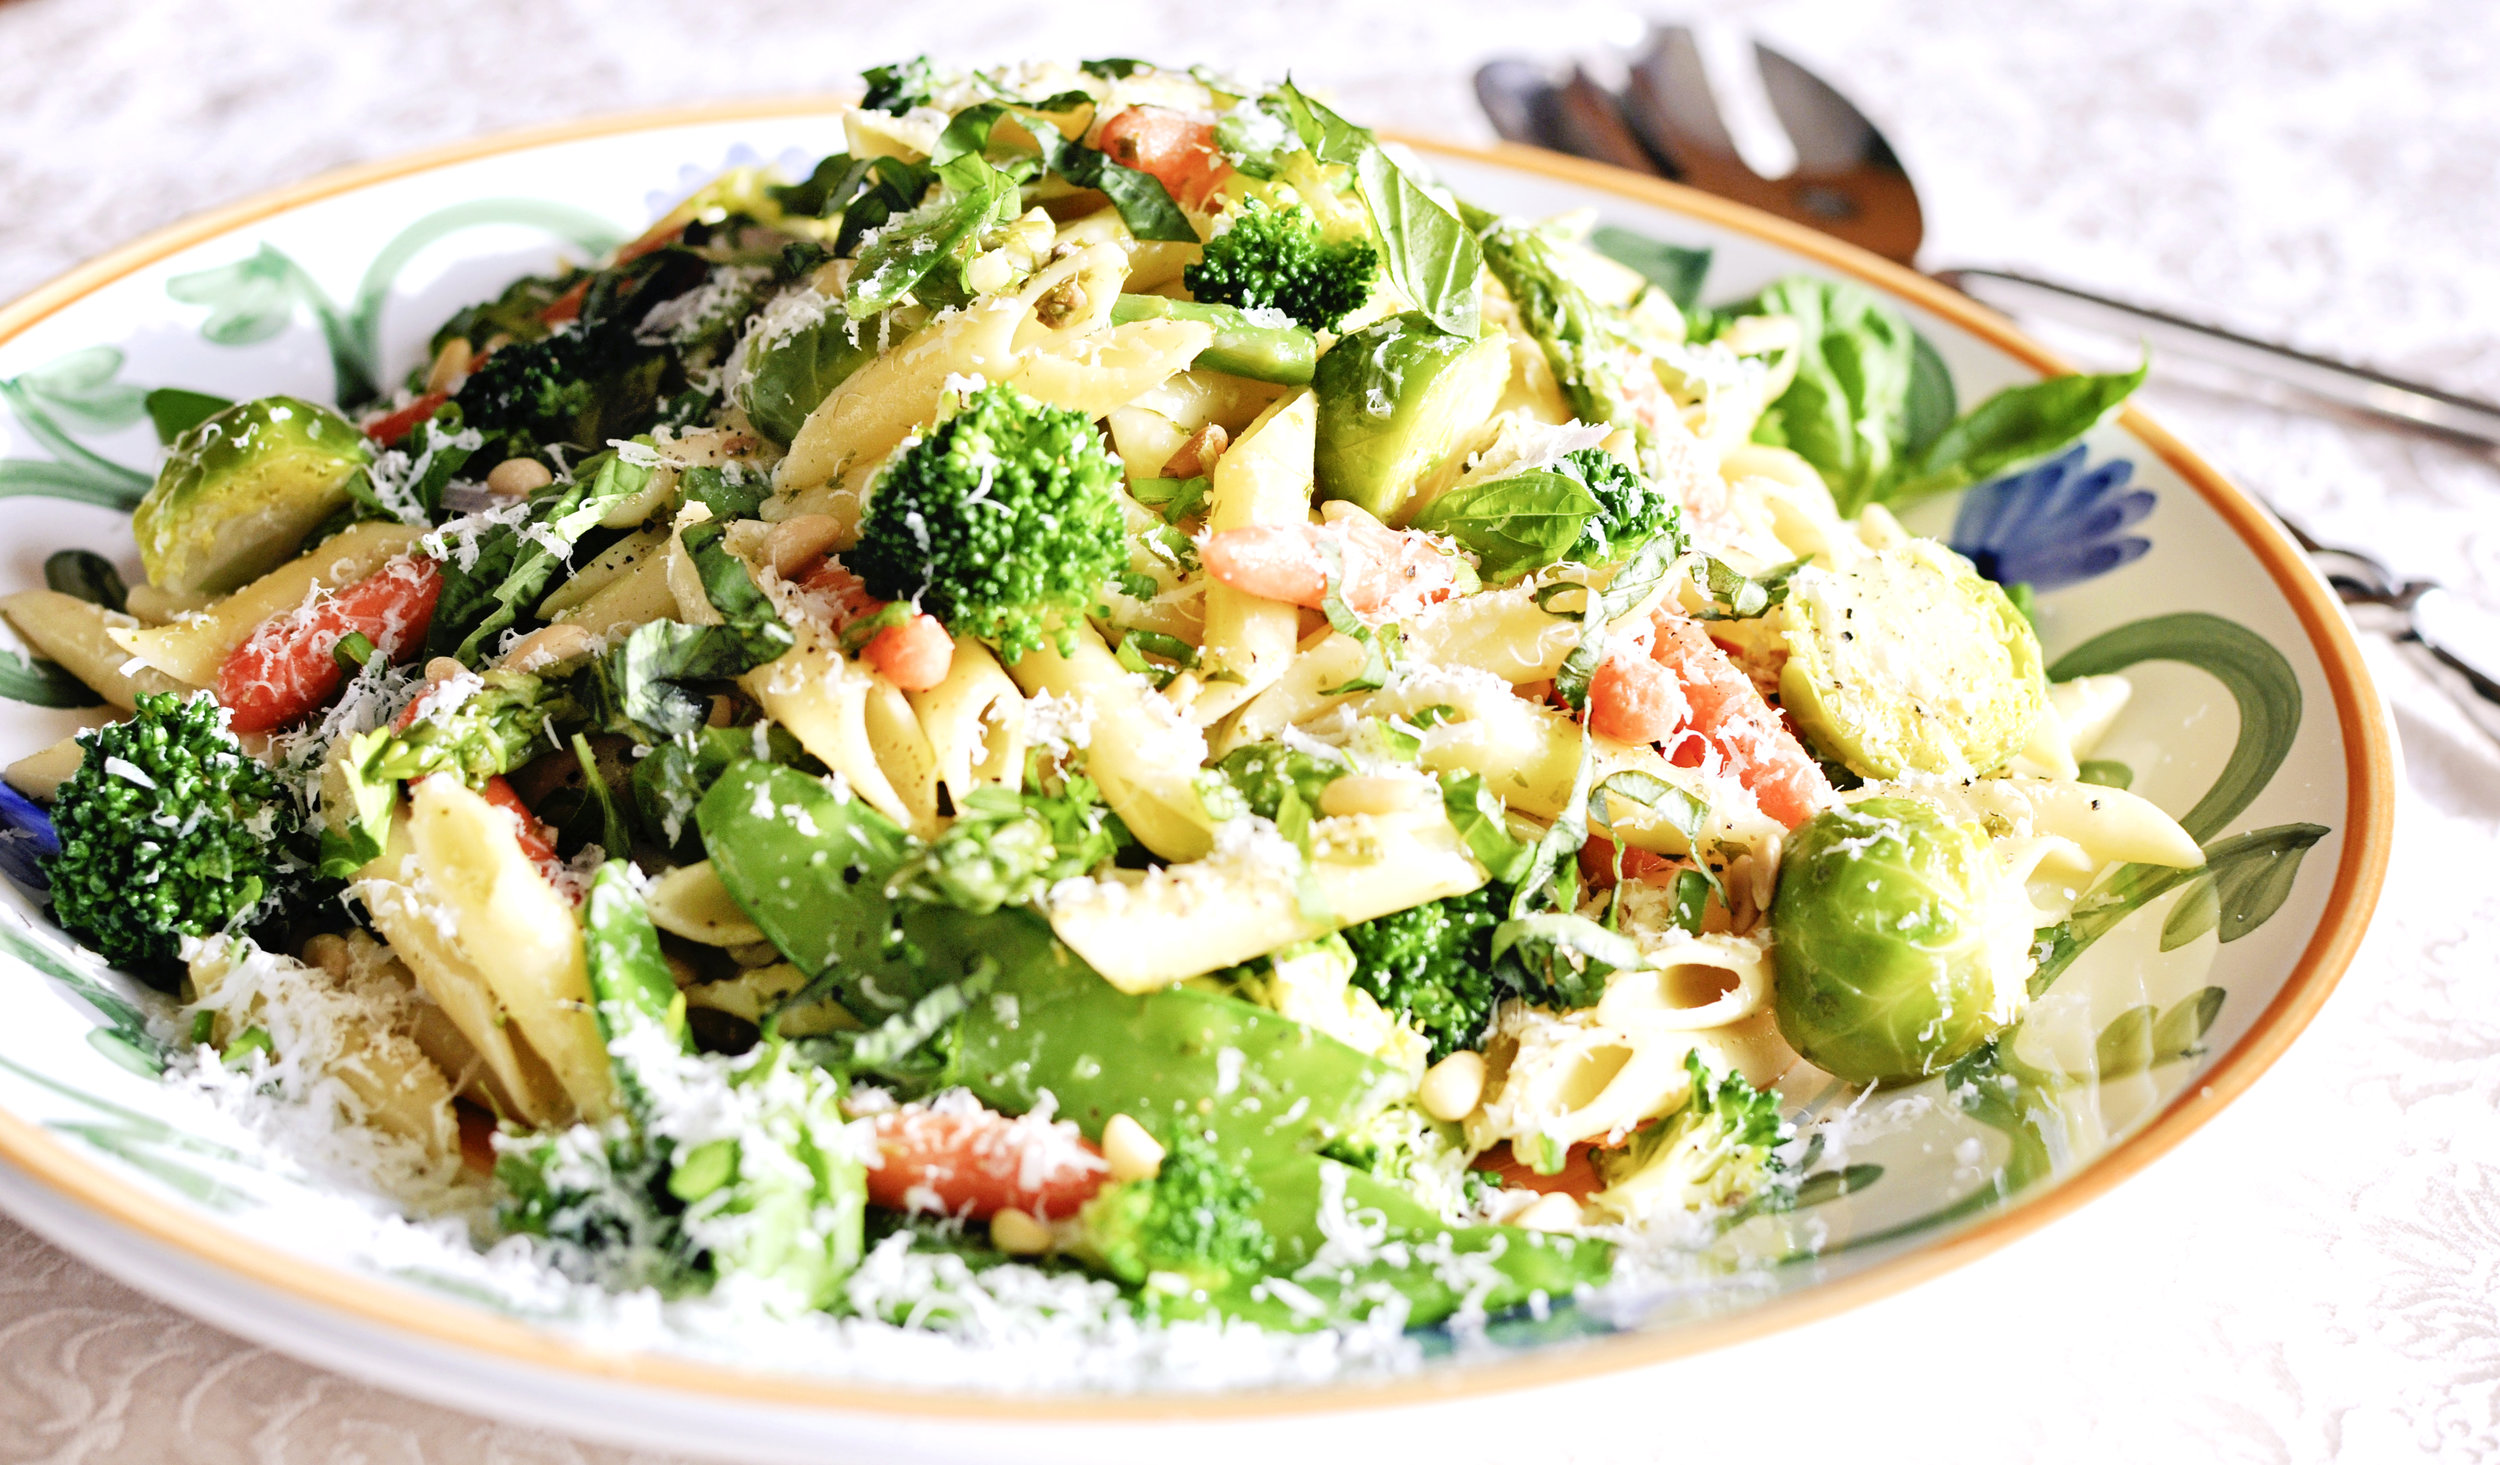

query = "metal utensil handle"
[{"left": 1939, "top": 267, "right": 2500, "bottom": 449}]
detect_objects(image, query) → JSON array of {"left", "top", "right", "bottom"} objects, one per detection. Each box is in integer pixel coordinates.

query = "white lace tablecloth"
[{"left": 0, "top": 0, "right": 2494, "bottom": 1459}]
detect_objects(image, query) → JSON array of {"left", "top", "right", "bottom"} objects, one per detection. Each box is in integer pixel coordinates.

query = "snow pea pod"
[
  {"left": 698, "top": 760, "right": 1407, "bottom": 1168},
  {"left": 947, "top": 923, "right": 1409, "bottom": 1170},
  {"left": 1208, "top": 1156, "right": 1611, "bottom": 1330}
]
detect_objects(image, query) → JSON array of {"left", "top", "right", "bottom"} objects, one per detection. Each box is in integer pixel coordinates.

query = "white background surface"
[{"left": 0, "top": 0, "right": 2494, "bottom": 1459}]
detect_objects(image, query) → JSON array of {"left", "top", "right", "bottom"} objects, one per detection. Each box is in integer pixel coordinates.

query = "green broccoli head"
[
  {"left": 1340, "top": 887, "right": 1504, "bottom": 1063},
  {"left": 1075, "top": 1129, "right": 1273, "bottom": 1295},
  {"left": 1184, "top": 201, "right": 1380, "bottom": 332},
  {"left": 850, "top": 382, "right": 1128, "bottom": 663},
  {"left": 45, "top": 691, "right": 288, "bottom": 971},
  {"left": 1555, "top": 447, "right": 1685, "bottom": 566},
  {"left": 886, "top": 778, "right": 1121, "bottom": 914},
  {"left": 1592, "top": 1052, "right": 1790, "bottom": 1218}
]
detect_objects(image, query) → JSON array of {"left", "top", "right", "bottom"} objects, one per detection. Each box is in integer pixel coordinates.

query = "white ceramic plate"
[{"left": 0, "top": 107, "right": 2394, "bottom": 1462}]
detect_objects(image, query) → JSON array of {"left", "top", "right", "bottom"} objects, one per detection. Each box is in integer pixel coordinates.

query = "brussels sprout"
[
  {"left": 132, "top": 396, "right": 374, "bottom": 596},
  {"left": 1778, "top": 540, "right": 2047, "bottom": 779},
  {"left": 737, "top": 304, "right": 898, "bottom": 445},
  {"left": 1313, "top": 312, "right": 1509, "bottom": 523},
  {"left": 1770, "top": 796, "right": 2017, "bottom": 1083}
]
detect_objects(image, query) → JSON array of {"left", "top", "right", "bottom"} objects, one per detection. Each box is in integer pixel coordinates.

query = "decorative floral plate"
[{"left": 0, "top": 108, "right": 2393, "bottom": 1463}]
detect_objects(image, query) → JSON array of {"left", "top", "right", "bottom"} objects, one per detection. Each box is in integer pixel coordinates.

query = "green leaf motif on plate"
[{"left": 167, "top": 200, "right": 626, "bottom": 407}]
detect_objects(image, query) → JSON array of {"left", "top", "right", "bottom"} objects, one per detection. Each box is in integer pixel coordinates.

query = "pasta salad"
[{"left": 0, "top": 57, "right": 2178, "bottom": 1340}]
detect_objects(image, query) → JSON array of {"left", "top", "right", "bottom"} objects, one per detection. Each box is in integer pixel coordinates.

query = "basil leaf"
[
  {"left": 1553, "top": 534, "right": 1681, "bottom": 712},
  {"left": 1353, "top": 147, "right": 1481, "bottom": 338},
  {"left": 43, "top": 550, "right": 126, "bottom": 613},
  {"left": 1668, "top": 867, "right": 1711, "bottom": 935},
  {"left": 1408, "top": 469, "right": 1601, "bottom": 582},
  {"left": 1271, "top": 80, "right": 1375, "bottom": 166},
  {"left": 429, "top": 447, "right": 656, "bottom": 665},
  {"left": 0, "top": 650, "right": 98, "bottom": 709},
  {"left": 860, "top": 57, "right": 934, "bottom": 115},
  {"left": 1439, "top": 771, "right": 1535, "bottom": 884},
  {"left": 1902, "top": 330, "right": 1958, "bottom": 461},
  {"left": 1270, "top": 81, "right": 1480, "bottom": 336},
  {"left": 1589, "top": 769, "right": 1704, "bottom": 841},
  {"left": 1739, "top": 277, "right": 1919, "bottom": 514},
  {"left": 1080, "top": 58, "right": 1151, "bottom": 80},
  {"left": 1882, "top": 360, "right": 2148, "bottom": 505},
  {"left": 1051, "top": 141, "right": 1197, "bottom": 242},
  {"left": 738, "top": 308, "right": 892, "bottom": 446},
  {"left": 1690, "top": 553, "right": 1808, "bottom": 621},
  {"left": 1490, "top": 911, "right": 1640, "bottom": 1009},
  {"left": 1589, "top": 225, "right": 1712, "bottom": 312},
  {"left": 845, "top": 154, "right": 1021, "bottom": 314},
  {"left": 679, "top": 465, "right": 770, "bottom": 522},
  {"left": 1129, "top": 475, "right": 1211, "bottom": 522},
  {"left": 142, "top": 388, "right": 231, "bottom": 446}
]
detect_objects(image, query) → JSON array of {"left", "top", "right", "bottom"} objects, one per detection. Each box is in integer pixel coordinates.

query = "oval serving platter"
[{"left": 0, "top": 103, "right": 2393, "bottom": 1463}]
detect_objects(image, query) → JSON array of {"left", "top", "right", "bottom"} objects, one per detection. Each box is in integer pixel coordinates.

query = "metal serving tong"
[{"left": 1478, "top": 24, "right": 2500, "bottom": 738}]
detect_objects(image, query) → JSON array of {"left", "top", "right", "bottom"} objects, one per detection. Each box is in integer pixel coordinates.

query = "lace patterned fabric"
[{"left": 0, "top": 0, "right": 2492, "bottom": 1459}]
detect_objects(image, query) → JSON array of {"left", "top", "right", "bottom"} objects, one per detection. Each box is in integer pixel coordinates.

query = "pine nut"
[
  {"left": 424, "top": 337, "right": 474, "bottom": 396},
  {"left": 1159, "top": 423, "right": 1229, "bottom": 479},
  {"left": 497, "top": 622, "right": 602, "bottom": 673},
  {"left": 1101, "top": 1113, "right": 1165, "bottom": 1183},
  {"left": 1512, "top": 1192, "right": 1585, "bottom": 1233},
  {"left": 990, "top": 1206, "right": 1053, "bottom": 1256},
  {"left": 1417, "top": 1050, "right": 1486, "bottom": 1122},
  {"left": 423, "top": 656, "right": 467, "bottom": 683},
  {"left": 486, "top": 457, "right": 554, "bottom": 497},
  {"left": 767, "top": 513, "right": 846, "bottom": 576},
  {"left": 301, "top": 933, "right": 354, "bottom": 980},
  {"left": 1317, "top": 774, "right": 1424, "bottom": 818}
]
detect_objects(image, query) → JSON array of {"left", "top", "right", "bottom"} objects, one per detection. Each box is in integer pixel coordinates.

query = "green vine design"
[
  {"left": 0, "top": 918, "right": 165, "bottom": 1075},
  {"left": 2029, "top": 612, "right": 2324, "bottom": 995},
  {"left": 166, "top": 199, "right": 626, "bottom": 407},
  {"left": 0, "top": 346, "right": 155, "bottom": 510}
]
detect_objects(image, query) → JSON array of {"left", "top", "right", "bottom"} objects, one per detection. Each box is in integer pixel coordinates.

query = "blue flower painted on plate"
[
  {"left": 0, "top": 783, "right": 57, "bottom": 894},
  {"left": 1949, "top": 445, "right": 2153, "bottom": 591}
]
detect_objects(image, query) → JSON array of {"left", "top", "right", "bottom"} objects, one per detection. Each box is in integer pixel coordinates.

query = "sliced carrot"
[
  {"left": 1201, "top": 519, "right": 1466, "bottom": 616},
  {"left": 1648, "top": 614, "right": 1832, "bottom": 829},
  {"left": 1472, "top": 1140, "right": 1604, "bottom": 1199},
  {"left": 860, "top": 614, "right": 955, "bottom": 693},
  {"left": 1586, "top": 652, "right": 1688, "bottom": 744},
  {"left": 537, "top": 278, "right": 592, "bottom": 326},
  {"left": 1093, "top": 107, "right": 1230, "bottom": 208},
  {"left": 363, "top": 392, "right": 449, "bottom": 447},
  {"left": 476, "top": 773, "right": 560, "bottom": 868},
  {"left": 865, "top": 1102, "right": 1109, "bottom": 1221},
  {"left": 217, "top": 557, "right": 442, "bottom": 734}
]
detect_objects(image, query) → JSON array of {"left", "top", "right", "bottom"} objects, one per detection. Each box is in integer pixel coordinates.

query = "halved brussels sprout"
[
  {"left": 1313, "top": 312, "right": 1509, "bottom": 523},
  {"left": 133, "top": 396, "right": 373, "bottom": 596},
  {"left": 1778, "top": 539, "right": 2048, "bottom": 779},
  {"left": 1770, "top": 796, "right": 2019, "bottom": 1084}
]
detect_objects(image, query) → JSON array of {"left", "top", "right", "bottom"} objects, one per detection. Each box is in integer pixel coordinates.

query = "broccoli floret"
[
  {"left": 850, "top": 382, "right": 1128, "bottom": 662},
  {"left": 1073, "top": 1129, "right": 1273, "bottom": 1296},
  {"left": 1321, "top": 1102, "right": 1486, "bottom": 1221},
  {"left": 44, "top": 692, "right": 289, "bottom": 972},
  {"left": 1591, "top": 1052, "right": 1789, "bottom": 1218},
  {"left": 450, "top": 249, "right": 721, "bottom": 462},
  {"left": 886, "top": 779, "right": 1121, "bottom": 914},
  {"left": 1184, "top": 201, "right": 1379, "bottom": 332},
  {"left": 1553, "top": 447, "right": 1686, "bottom": 565},
  {"left": 1340, "top": 887, "right": 1504, "bottom": 1062}
]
